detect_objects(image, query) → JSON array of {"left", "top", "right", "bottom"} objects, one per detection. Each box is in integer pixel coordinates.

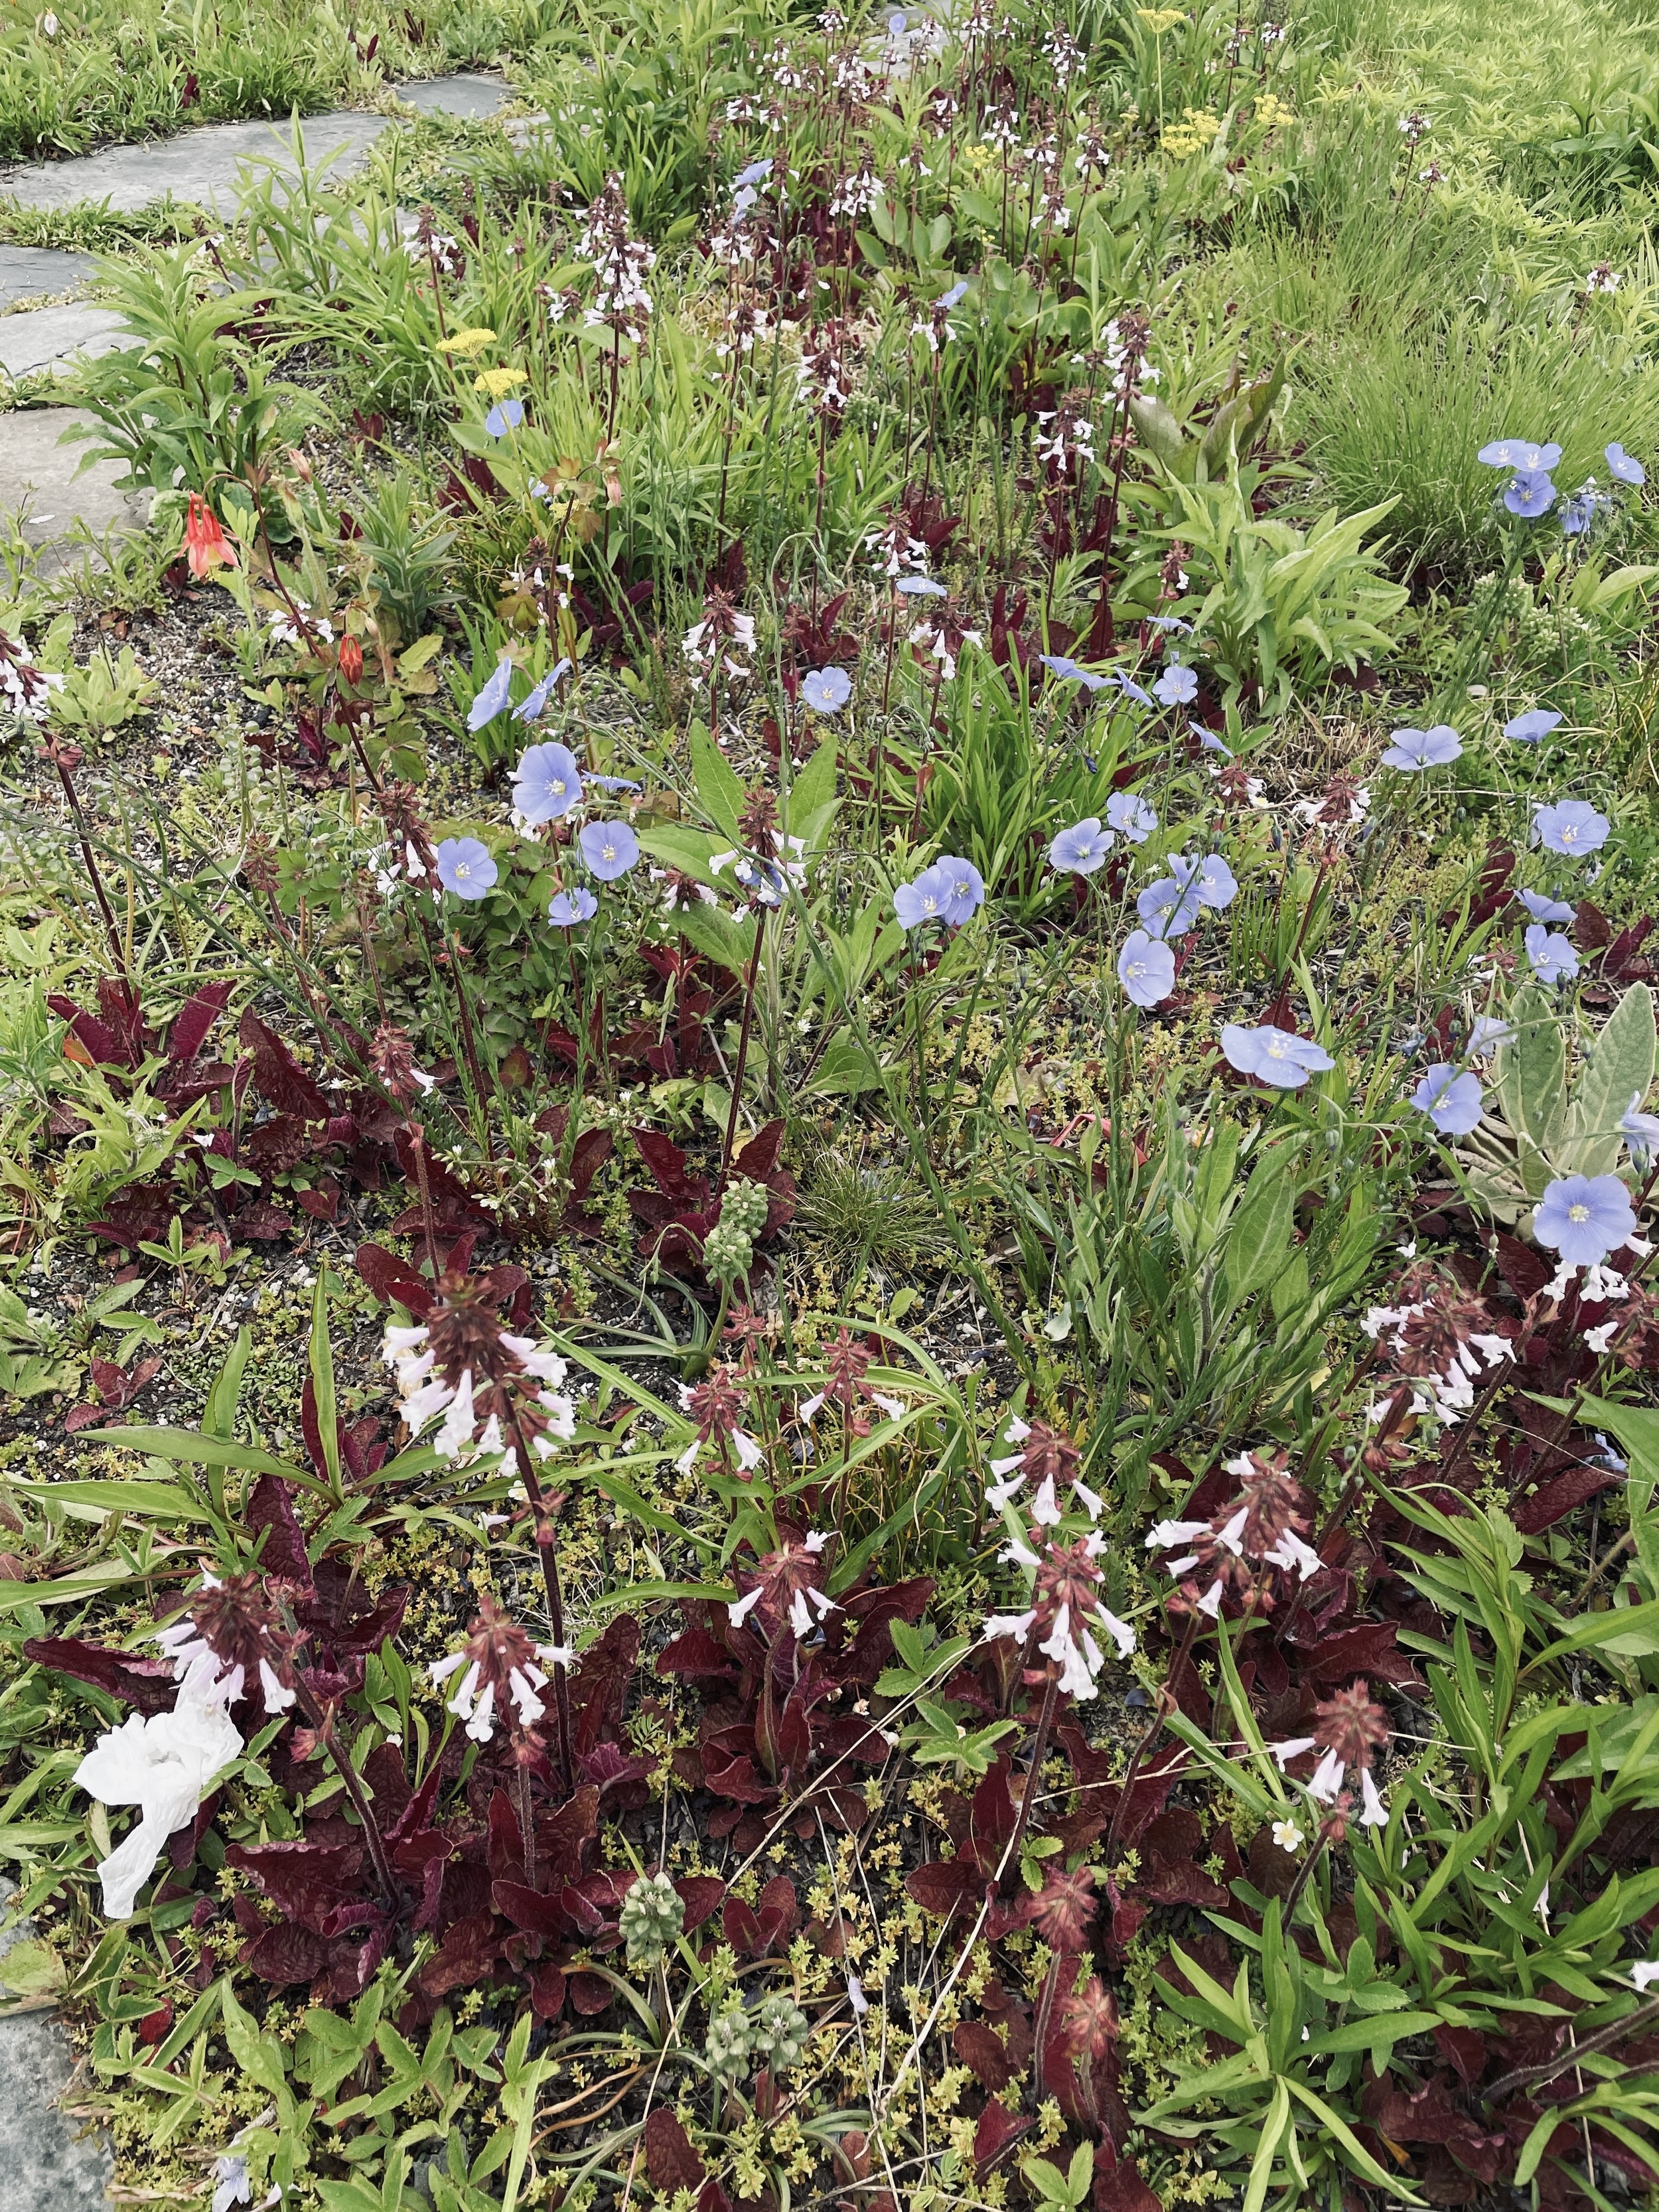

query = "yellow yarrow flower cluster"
[
  {"left": 1161, "top": 107, "right": 1220, "bottom": 157},
  {"left": 1254, "top": 92, "right": 1295, "bottom": 131},
  {"left": 440, "top": 327, "right": 497, "bottom": 358},
  {"left": 473, "top": 366, "right": 528, "bottom": 398},
  {"left": 1136, "top": 7, "right": 1186, "bottom": 29}
]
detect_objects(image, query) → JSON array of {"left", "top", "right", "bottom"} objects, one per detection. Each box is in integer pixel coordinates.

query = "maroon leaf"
[
  {"left": 632, "top": 1126, "right": 706, "bottom": 1205},
  {"left": 645, "top": 2109, "right": 707, "bottom": 2194},
  {"left": 732, "top": 1119, "right": 784, "bottom": 1183},
  {"left": 1434, "top": 2025, "right": 1487, "bottom": 2087},
  {"left": 242, "top": 1922, "right": 330, "bottom": 1984},
  {"left": 953, "top": 2020, "right": 1013, "bottom": 2090},
  {"left": 1514, "top": 1462, "right": 1621, "bottom": 1534},
  {"left": 656, "top": 1627, "right": 732, "bottom": 1678},
  {"left": 168, "top": 982, "right": 235, "bottom": 1067},
  {"left": 528, "top": 1962, "right": 567, "bottom": 2018},
  {"left": 23, "top": 1635, "right": 179, "bottom": 1714},
  {"left": 49, "top": 994, "right": 131, "bottom": 1071},
  {"left": 227, "top": 1840, "right": 365, "bottom": 1932},
  {"left": 674, "top": 1875, "right": 725, "bottom": 1932},
  {"left": 246, "top": 1474, "right": 313, "bottom": 1588},
  {"left": 569, "top": 1614, "right": 639, "bottom": 1756},
  {"left": 1134, "top": 1810, "right": 1228, "bottom": 1907},
  {"left": 236, "top": 1201, "right": 293, "bottom": 1241},
  {"left": 418, "top": 1911, "right": 500, "bottom": 1999},
  {"left": 1494, "top": 1232, "right": 1551, "bottom": 1302},
  {"left": 492, "top": 1880, "right": 569, "bottom": 1939},
  {"left": 972, "top": 2101, "right": 1031, "bottom": 2180},
  {"left": 568, "top": 1970, "right": 612, "bottom": 2015},
  {"left": 239, "top": 1011, "right": 330, "bottom": 1120},
  {"left": 905, "top": 1859, "right": 983, "bottom": 1919},
  {"left": 354, "top": 1241, "right": 433, "bottom": 1319},
  {"left": 1092, "top": 2144, "right": 1160, "bottom": 2212}
]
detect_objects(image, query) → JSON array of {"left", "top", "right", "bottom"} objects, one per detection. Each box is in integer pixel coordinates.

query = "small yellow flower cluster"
[
  {"left": 1254, "top": 92, "right": 1295, "bottom": 132},
  {"left": 1136, "top": 6, "right": 1186, "bottom": 29},
  {"left": 474, "top": 366, "right": 528, "bottom": 398},
  {"left": 1161, "top": 107, "right": 1221, "bottom": 157},
  {"left": 440, "top": 326, "right": 497, "bottom": 358}
]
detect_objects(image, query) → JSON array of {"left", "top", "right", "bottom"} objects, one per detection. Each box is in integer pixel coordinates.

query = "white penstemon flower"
[{"left": 74, "top": 1691, "right": 244, "bottom": 1919}]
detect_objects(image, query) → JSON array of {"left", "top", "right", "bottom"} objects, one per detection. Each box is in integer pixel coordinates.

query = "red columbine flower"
[{"left": 182, "top": 493, "right": 234, "bottom": 579}]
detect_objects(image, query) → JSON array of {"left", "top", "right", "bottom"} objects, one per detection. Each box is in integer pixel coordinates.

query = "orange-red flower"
[{"left": 182, "top": 494, "right": 234, "bottom": 579}]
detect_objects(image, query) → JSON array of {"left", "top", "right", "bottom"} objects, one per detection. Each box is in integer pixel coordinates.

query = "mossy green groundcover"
[{"left": 3, "top": 0, "right": 1659, "bottom": 2205}]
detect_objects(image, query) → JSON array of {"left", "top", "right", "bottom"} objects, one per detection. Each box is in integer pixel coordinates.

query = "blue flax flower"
[
  {"left": 579, "top": 821, "right": 640, "bottom": 881},
  {"left": 935, "top": 855, "right": 985, "bottom": 925},
  {"left": 1478, "top": 439, "right": 1561, "bottom": 471},
  {"left": 1517, "top": 888, "right": 1575, "bottom": 924},
  {"left": 1220, "top": 1023, "right": 1335, "bottom": 1088},
  {"left": 435, "top": 837, "right": 497, "bottom": 899},
  {"left": 512, "top": 659, "right": 573, "bottom": 723},
  {"left": 1606, "top": 443, "right": 1646, "bottom": 486},
  {"left": 1525, "top": 924, "right": 1578, "bottom": 985},
  {"left": 895, "top": 861, "right": 954, "bottom": 928},
  {"left": 802, "top": 666, "right": 852, "bottom": 713},
  {"left": 548, "top": 887, "right": 598, "bottom": 926},
  {"left": 1411, "top": 1063, "right": 1483, "bottom": 1135},
  {"left": 513, "top": 742, "right": 584, "bottom": 824},
  {"left": 467, "top": 655, "right": 514, "bottom": 732},
  {"left": 1041, "top": 653, "right": 1112, "bottom": 692},
  {"left": 1153, "top": 663, "right": 1198, "bottom": 707},
  {"left": 1118, "top": 930, "right": 1176, "bottom": 1007},
  {"left": 1504, "top": 470, "right": 1557, "bottom": 518},
  {"left": 1621, "top": 1096, "right": 1659, "bottom": 1165},
  {"left": 484, "top": 400, "right": 526, "bottom": 437},
  {"left": 1049, "top": 818, "right": 1113, "bottom": 875},
  {"left": 895, "top": 575, "right": 946, "bottom": 598},
  {"left": 1533, "top": 798, "right": 1611, "bottom": 859},
  {"left": 1534, "top": 1172, "right": 1636, "bottom": 1266},
  {"left": 1382, "top": 724, "right": 1461, "bottom": 771},
  {"left": 1106, "top": 790, "right": 1157, "bottom": 844},
  {"left": 1505, "top": 708, "right": 1561, "bottom": 744}
]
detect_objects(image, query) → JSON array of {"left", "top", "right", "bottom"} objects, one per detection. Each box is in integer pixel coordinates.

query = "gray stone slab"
[
  {"left": 0, "top": 407, "right": 151, "bottom": 572},
  {"left": 0, "top": 304, "right": 129, "bottom": 379},
  {"left": 0, "top": 76, "right": 511, "bottom": 218},
  {"left": 0, "top": 109, "right": 390, "bottom": 216},
  {"left": 0, "top": 245, "right": 97, "bottom": 308},
  {"left": 394, "top": 72, "right": 507, "bottom": 119},
  {"left": 0, "top": 1880, "right": 114, "bottom": 2207}
]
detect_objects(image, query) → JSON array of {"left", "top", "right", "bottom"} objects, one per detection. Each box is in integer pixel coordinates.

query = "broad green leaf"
[
  {"left": 1218, "top": 1148, "right": 1297, "bottom": 1312},
  {"left": 687, "top": 723, "right": 747, "bottom": 843},
  {"left": 1494, "top": 987, "right": 1568, "bottom": 1157},
  {"left": 1560, "top": 984, "right": 1656, "bottom": 1176}
]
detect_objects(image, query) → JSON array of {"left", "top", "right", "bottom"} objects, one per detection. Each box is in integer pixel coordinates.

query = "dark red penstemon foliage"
[
  {"left": 658, "top": 1525, "right": 926, "bottom": 1849},
  {"left": 629, "top": 1117, "right": 797, "bottom": 1282}
]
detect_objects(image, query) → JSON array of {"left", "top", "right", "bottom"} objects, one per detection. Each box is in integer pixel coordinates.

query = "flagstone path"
[
  {"left": 0, "top": 72, "right": 524, "bottom": 572},
  {"left": 0, "top": 1880, "right": 113, "bottom": 2206}
]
